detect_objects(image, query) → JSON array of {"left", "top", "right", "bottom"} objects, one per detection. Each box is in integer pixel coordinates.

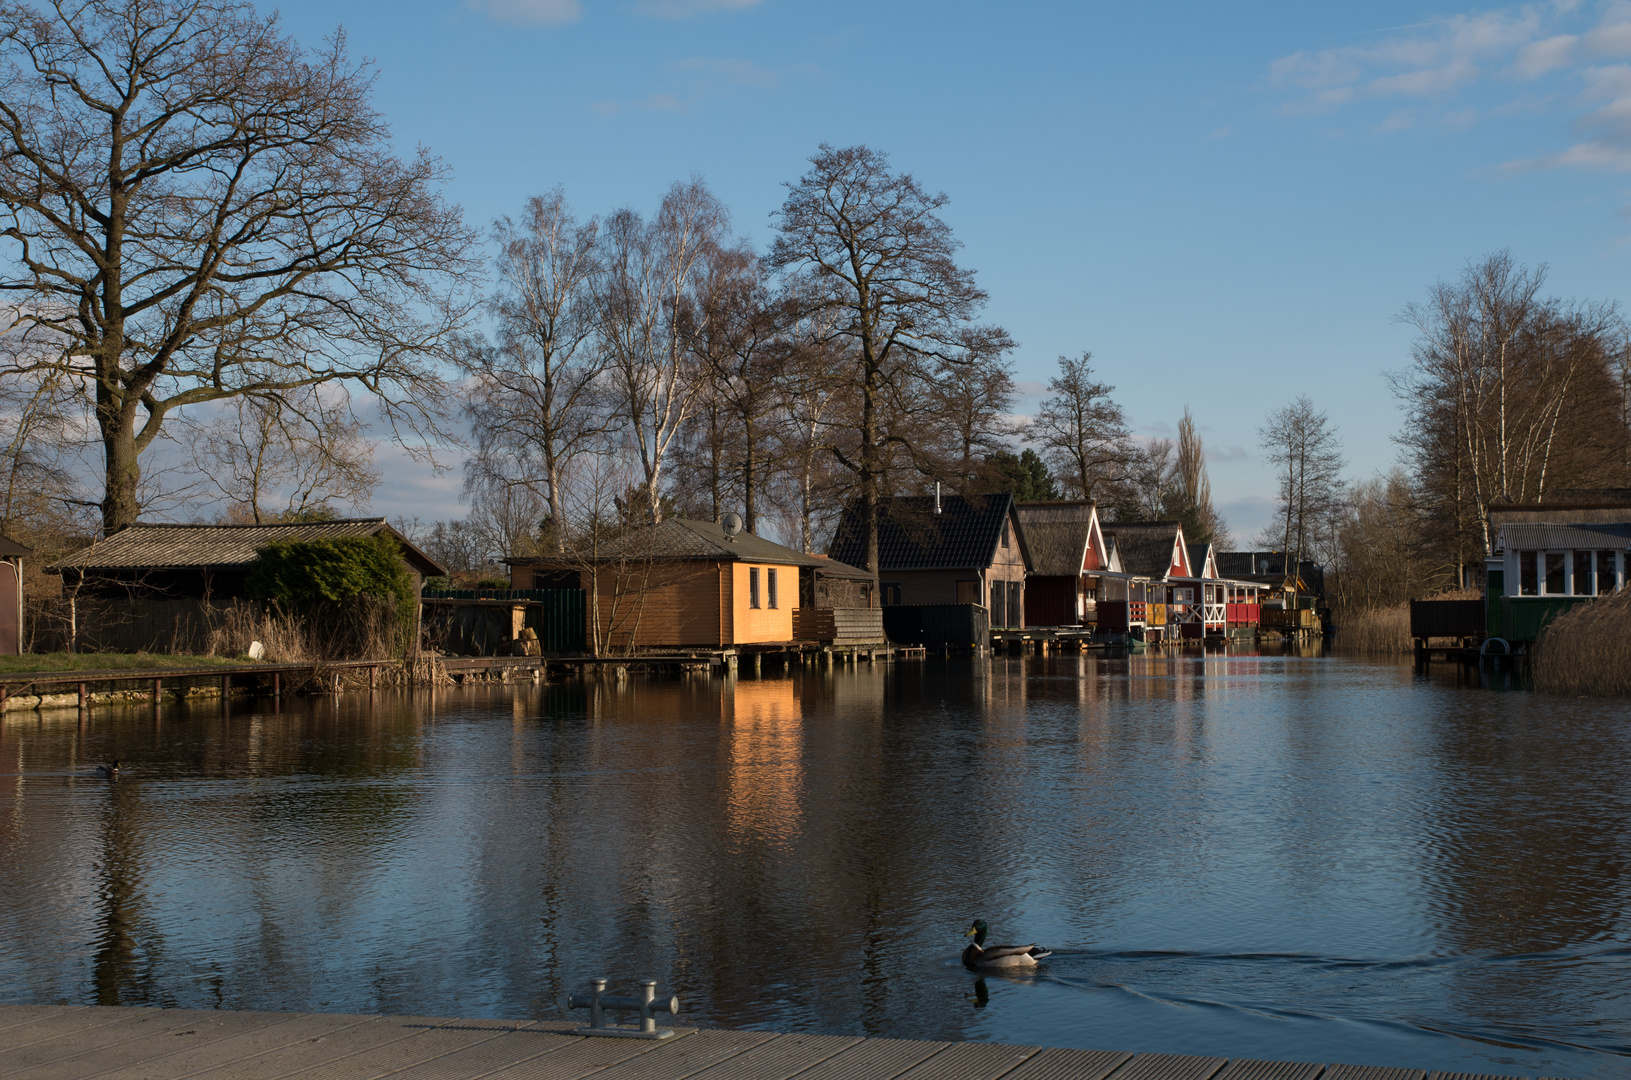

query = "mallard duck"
[
  {"left": 962, "top": 920, "right": 1051, "bottom": 969},
  {"left": 95, "top": 760, "right": 120, "bottom": 779}
]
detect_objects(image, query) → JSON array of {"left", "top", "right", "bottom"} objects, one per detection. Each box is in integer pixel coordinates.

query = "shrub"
[{"left": 245, "top": 535, "right": 416, "bottom": 653}]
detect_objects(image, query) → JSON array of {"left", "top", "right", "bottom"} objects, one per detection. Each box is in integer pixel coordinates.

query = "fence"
[
  {"left": 421, "top": 589, "right": 586, "bottom": 655},
  {"left": 880, "top": 604, "right": 990, "bottom": 646}
]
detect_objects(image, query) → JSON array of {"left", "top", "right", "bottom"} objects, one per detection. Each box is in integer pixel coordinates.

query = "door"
[{"left": 0, "top": 561, "right": 18, "bottom": 655}]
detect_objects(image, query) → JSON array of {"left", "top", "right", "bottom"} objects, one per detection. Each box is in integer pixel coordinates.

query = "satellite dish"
[{"left": 720, "top": 512, "right": 744, "bottom": 537}]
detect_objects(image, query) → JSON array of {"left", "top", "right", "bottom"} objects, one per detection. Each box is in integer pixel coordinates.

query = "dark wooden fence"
[
  {"left": 880, "top": 604, "right": 990, "bottom": 646},
  {"left": 1408, "top": 599, "right": 1485, "bottom": 640},
  {"left": 421, "top": 589, "right": 586, "bottom": 654}
]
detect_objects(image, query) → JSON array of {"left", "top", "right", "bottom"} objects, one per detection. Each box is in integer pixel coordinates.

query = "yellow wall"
[{"left": 729, "top": 561, "right": 798, "bottom": 644}]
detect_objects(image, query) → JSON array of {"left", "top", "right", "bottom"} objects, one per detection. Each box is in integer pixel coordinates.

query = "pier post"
[{"left": 78, "top": 682, "right": 87, "bottom": 713}]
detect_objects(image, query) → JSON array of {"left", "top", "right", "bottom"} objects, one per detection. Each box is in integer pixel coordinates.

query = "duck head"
[{"left": 964, "top": 920, "right": 988, "bottom": 946}]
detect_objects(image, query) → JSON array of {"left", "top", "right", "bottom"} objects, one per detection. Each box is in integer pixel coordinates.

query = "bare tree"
[
  {"left": 1395, "top": 251, "right": 1630, "bottom": 580},
  {"left": 1027, "top": 352, "right": 1132, "bottom": 500},
  {"left": 1258, "top": 396, "right": 1345, "bottom": 577},
  {"left": 1106, "top": 438, "right": 1175, "bottom": 520},
  {"left": 191, "top": 390, "right": 380, "bottom": 524},
  {"left": 461, "top": 190, "right": 604, "bottom": 552},
  {"left": 0, "top": 0, "right": 477, "bottom": 533},
  {"left": 1169, "top": 407, "right": 1228, "bottom": 546},
  {"left": 599, "top": 179, "right": 728, "bottom": 525},
  {"left": 770, "top": 144, "right": 1011, "bottom": 573}
]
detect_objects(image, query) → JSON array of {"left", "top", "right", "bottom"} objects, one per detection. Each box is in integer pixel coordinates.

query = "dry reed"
[
  {"left": 1531, "top": 588, "right": 1631, "bottom": 697},
  {"left": 1332, "top": 604, "right": 1412, "bottom": 654}
]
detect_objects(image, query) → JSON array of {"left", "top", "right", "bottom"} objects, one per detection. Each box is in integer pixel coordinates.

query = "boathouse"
[
  {"left": 1484, "top": 516, "right": 1629, "bottom": 644},
  {"left": 828, "top": 491, "right": 1026, "bottom": 634},
  {"left": 507, "top": 518, "right": 878, "bottom": 653},
  {"left": 1096, "top": 521, "right": 1192, "bottom": 642},
  {"left": 1012, "top": 500, "right": 1109, "bottom": 627}
]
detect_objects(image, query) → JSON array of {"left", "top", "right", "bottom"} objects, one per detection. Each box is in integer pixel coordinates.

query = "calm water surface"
[{"left": 2, "top": 651, "right": 1630, "bottom": 1078}]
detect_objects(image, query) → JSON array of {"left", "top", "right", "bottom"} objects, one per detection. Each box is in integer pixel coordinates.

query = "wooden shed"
[
  {"left": 507, "top": 519, "right": 877, "bottom": 653},
  {"left": 1012, "top": 500, "right": 1109, "bottom": 627}
]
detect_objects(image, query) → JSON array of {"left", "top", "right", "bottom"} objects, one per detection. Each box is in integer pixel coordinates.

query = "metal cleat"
[{"left": 566, "top": 978, "right": 680, "bottom": 1039}]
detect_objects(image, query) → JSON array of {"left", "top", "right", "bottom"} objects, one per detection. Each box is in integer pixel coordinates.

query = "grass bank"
[
  {"left": 1531, "top": 588, "right": 1631, "bottom": 697},
  {"left": 1331, "top": 589, "right": 1482, "bottom": 654},
  {"left": 0, "top": 653, "right": 259, "bottom": 675}
]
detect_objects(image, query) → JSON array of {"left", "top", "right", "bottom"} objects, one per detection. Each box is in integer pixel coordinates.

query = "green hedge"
[{"left": 246, "top": 535, "right": 416, "bottom": 631}]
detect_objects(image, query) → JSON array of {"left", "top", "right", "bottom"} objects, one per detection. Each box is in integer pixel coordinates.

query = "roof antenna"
[{"left": 935, "top": 481, "right": 942, "bottom": 515}]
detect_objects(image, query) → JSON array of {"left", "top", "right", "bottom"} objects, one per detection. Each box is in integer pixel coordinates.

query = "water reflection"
[{"left": 0, "top": 655, "right": 1629, "bottom": 1078}]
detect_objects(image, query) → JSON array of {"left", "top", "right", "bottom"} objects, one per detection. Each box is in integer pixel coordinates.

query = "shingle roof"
[
  {"left": 49, "top": 519, "right": 446, "bottom": 576},
  {"left": 1185, "top": 543, "right": 1212, "bottom": 579},
  {"left": 1102, "top": 522, "right": 1185, "bottom": 578},
  {"left": 1013, "top": 502, "right": 1094, "bottom": 576},
  {"left": 0, "top": 535, "right": 31, "bottom": 558},
  {"left": 828, "top": 494, "right": 1013, "bottom": 571},
  {"left": 509, "top": 519, "right": 874, "bottom": 576},
  {"left": 1497, "top": 522, "right": 1631, "bottom": 552}
]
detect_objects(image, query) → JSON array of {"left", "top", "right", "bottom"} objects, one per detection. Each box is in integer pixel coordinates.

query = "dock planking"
[{"left": 0, "top": 1005, "right": 1546, "bottom": 1080}]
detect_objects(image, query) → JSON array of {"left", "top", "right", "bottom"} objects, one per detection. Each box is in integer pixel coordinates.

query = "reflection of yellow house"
[
  {"left": 508, "top": 519, "right": 872, "bottom": 650},
  {"left": 724, "top": 680, "right": 802, "bottom": 847}
]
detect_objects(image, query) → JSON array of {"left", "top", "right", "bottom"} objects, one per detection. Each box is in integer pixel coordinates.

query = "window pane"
[
  {"left": 749, "top": 567, "right": 760, "bottom": 608},
  {"left": 1574, "top": 551, "right": 1593, "bottom": 595},
  {"left": 1520, "top": 552, "right": 1537, "bottom": 595},
  {"left": 1599, "top": 551, "right": 1618, "bottom": 595},
  {"left": 768, "top": 568, "right": 778, "bottom": 609},
  {"left": 1546, "top": 552, "right": 1566, "bottom": 594}
]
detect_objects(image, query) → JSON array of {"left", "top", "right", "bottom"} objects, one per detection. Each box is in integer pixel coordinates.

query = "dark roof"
[
  {"left": 1185, "top": 543, "right": 1211, "bottom": 578},
  {"left": 829, "top": 494, "right": 1014, "bottom": 571},
  {"left": 1497, "top": 522, "right": 1631, "bottom": 552},
  {"left": 49, "top": 519, "right": 446, "bottom": 577},
  {"left": 509, "top": 519, "right": 874, "bottom": 577},
  {"left": 1104, "top": 521, "right": 1184, "bottom": 578},
  {"left": 1013, "top": 502, "right": 1093, "bottom": 576},
  {"left": 0, "top": 535, "right": 32, "bottom": 558}
]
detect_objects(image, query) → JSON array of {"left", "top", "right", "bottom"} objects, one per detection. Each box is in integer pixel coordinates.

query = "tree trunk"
[{"left": 98, "top": 393, "right": 142, "bottom": 533}]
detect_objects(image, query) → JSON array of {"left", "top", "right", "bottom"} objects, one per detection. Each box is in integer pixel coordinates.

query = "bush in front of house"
[
  {"left": 1531, "top": 588, "right": 1631, "bottom": 697},
  {"left": 245, "top": 536, "right": 416, "bottom": 659}
]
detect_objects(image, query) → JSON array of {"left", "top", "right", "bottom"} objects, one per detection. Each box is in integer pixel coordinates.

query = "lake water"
[{"left": 2, "top": 650, "right": 1629, "bottom": 1078}]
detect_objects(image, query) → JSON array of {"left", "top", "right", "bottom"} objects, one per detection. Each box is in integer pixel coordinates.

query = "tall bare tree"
[
  {"left": 0, "top": 0, "right": 477, "bottom": 532},
  {"left": 1027, "top": 352, "right": 1132, "bottom": 500},
  {"left": 1395, "top": 251, "right": 1630, "bottom": 580},
  {"left": 460, "top": 190, "right": 604, "bottom": 552},
  {"left": 1258, "top": 396, "right": 1345, "bottom": 578},
  {"left": 1168, "top": 407, "right": 1228, "bottom": 546},
  {"left": 599, "top": 179, "right": 727, "bottom": 525},
  {"left": 191, "top": 390, "right": 380, "bottom": 523},
  {"left": 770, "top": 144, "right": 1010, "bottom": 573}
]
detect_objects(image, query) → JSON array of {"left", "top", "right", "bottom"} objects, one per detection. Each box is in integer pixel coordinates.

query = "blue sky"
[{"left": 266, "top": 0, "right": 1631, "bottom": 542}]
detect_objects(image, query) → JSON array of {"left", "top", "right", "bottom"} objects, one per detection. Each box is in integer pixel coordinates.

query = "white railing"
[{"left": 1204, "top": 603, "right": 1226, "bottom": 624}]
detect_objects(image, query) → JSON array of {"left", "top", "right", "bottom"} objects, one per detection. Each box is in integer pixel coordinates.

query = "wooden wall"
[{"left": 729, "top": 562, "right": 797, "bottom": 644}]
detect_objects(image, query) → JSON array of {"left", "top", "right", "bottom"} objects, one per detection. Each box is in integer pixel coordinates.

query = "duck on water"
[
  {"left": 962, "top": 920, "right": 1052, "bottom": 969},
  {"left": 94, "top": 760, "right": 120, "bottom": 779}
]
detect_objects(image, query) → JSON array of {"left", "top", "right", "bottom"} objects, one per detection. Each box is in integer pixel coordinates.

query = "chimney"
[{"left": 934, "top": 481, "right": 942, "bottom": 514}]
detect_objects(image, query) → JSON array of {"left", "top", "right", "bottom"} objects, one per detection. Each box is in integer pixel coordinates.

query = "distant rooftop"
[{"left": 49, "top": 519, "right": 446, "bottom": 577}]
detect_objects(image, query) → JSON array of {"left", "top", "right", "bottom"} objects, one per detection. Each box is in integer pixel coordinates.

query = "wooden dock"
[{"left": 0, "top": 1003, "right": 1532, "bottom": 1080}]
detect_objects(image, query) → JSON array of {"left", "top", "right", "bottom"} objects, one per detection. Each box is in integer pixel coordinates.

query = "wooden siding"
[
  {"left": 592, "top": 562, "right": 723, "bottom": 648},
  {"left": 1024, "top": 576, "right": 1079, "bottom": 627}
]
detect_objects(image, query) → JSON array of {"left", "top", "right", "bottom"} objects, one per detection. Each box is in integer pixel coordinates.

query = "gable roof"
[
  {"left": 510, "top": 519, "right": 874, "bottom": 576},
  {"left": 0, "top": 535, "right": 31, "bottom": 558},
  {"left": 1103, "top": 521, "right": 1188, "bottom": 579},
  {"left": 49, "top": 519, "right": 446, "bottom": 577},
  {"left": 1496, "top": 522, "right": 1631, "bottom": 553},
  {"left": 1184, "top": 543, "right": 1217, "bottom": 580},
  {"left": 1013, "top": 501, "right": 1096, "bottom": 576},
  {"left": 829, "top": 493, "right": 1015, "bottom": 571}
]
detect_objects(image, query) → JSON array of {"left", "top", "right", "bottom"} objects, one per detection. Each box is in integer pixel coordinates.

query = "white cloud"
[
  {"left": 468, "top": 0, "right": 582, "bottom": 25},
  {"left": 1272, "top": 2, "right": 1631, "bottom": 177},
  {"left": 634, "top": 0, "right": 762, "bottom": 19},
  {"left": 667, "top": 56, "right": 780, "bottom": 89}
]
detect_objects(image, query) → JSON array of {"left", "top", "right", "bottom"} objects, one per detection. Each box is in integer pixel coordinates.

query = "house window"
[
  {"left": 1574, "top": 551, "right": 1593, "bottom": 596},
  {"left": 882, "top": 582, "right": 902, "bottom": 605},
  {"left": 1519, "top": 551, "right": 1537, "bottom": 595},
  {"left": 768, "top": 568, "right": 779, "bottom": 609},
  {"left": 749, "top": 567, "right": 761, "bottom": 608},
  {"left": 1545, "top": 552, "right": 1566, "bottom": 595},
  {"left": 1600, "top": 551, "right": 1620, "bottom": 594},
  {"left": 1002, "top": 521, "right": 1010, "bottom": 548}
]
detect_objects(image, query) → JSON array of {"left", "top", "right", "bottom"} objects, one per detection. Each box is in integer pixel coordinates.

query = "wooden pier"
[{"left": 0, "top": 1003, "right": 1528, "bottom": 1080}]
